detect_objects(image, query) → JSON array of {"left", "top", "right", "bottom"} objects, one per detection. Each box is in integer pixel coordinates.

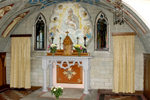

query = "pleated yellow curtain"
[
  {"left": 10, "top": 37, "right": 31, "bottom": 89},
  {"left": 113, "top": 35, "right": 135, "bottom": 93}
]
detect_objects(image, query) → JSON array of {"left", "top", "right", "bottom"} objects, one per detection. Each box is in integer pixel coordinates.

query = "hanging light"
[{"left": 111, "top": 0, "right": 124, "bottom": 25}]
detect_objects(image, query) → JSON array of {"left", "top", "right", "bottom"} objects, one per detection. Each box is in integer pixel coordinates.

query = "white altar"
[{"left": 41, "top": 56, "right": 92, "bottom": 94}]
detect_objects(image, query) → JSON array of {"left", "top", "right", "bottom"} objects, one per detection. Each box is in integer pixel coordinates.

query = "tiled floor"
[
  {"left": 0, "top": 87, "right": 40, "bottom": 100},
  {"left": 0, "top": 88, "right": 147, "bottom": 100},
  {"left": 21, "top": 88, "right": 98, "bottom": 100},
  {"left": 98, "top": 89, "right": 147, "bottom": 100}
]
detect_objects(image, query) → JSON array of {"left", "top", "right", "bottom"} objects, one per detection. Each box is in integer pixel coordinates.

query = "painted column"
[
  {"left": 83, "top": 59, "right": 89, "bottom": 94},
  {"left": 49, "top": 60, "right": 53, "bottom": 88},
  {"left": 42, "top": 57, "right": 48, "bottom": 92},
  {"left": 88, "top": 59, "right": 91, "bottom": 89}
]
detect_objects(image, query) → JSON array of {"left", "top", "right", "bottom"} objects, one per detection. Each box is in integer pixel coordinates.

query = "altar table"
[{"left": 41, "top": 56, "right": 92, "bottom": 94}]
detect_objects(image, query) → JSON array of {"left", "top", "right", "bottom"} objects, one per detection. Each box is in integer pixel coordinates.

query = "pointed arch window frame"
[
  {"left": 34, "top": 13, "right": 47, "bottom": 51},
  {"left": 94, "top": 11, "right": 109, "bottom": 51}
]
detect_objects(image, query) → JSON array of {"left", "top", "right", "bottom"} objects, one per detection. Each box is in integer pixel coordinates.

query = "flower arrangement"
[
  {"left": 48, "top": 44, "right": 57, "bottom": 54},
  {"left": 51, "top": 86, "right": 63, "bottom": 100},
  {"left": 74, "top": 44, "right": 85, "bottom": 56}
]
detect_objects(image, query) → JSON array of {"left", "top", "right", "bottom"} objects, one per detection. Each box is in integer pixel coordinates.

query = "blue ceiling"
[{"left": 29, "top": 0, "right": 101, "bottom": 9}]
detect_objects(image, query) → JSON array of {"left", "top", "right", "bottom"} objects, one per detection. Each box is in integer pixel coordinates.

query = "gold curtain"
[
  {"left": 113, "top": 35, "right": 135, "bottom": 93},
  {"left": 10, "top": 37, "right": 31, "bottom": 89}
]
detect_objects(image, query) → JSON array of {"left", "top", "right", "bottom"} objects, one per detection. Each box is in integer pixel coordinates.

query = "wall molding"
[
  {"left": 112, "top": 32, "right": 136, "bottom": 36},
  {"left": 10, "top": 34, "right": 32, "bottom": 37}
]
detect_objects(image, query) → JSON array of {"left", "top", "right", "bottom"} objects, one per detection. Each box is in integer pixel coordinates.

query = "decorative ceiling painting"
[
  {"left": 28, "top": 0, "right": 100, "bottom": 9},
  {"left": 0, "top": 0, "right": 6, "bottom": 3},
  {"left": 0, "top": 4, "right": 14, "bottom": 19},
  {"left": 49, "top": 2, "right": 92, "bottom": 49},
  {"left": 1, "top": 11, "right": 29, "bottom": 38}
]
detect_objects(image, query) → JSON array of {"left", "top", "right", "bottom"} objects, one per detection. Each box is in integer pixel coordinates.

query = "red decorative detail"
[
  {"left": 1, "top": 11, "right": 30, "bottom": 38},
  {"left": 0, "top": 4, "right": 14, "bottom": 19},
  {"left": 57, "top": 62, "right": 83, "bottom": 84},
  {"left": 106, "top": 0, "right": 111, "bottom": 2}
]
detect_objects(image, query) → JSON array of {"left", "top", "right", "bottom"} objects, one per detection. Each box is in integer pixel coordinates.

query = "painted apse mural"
[
  {"left": 48, "top": 2, "right": 92, "bottom": 49},
  {"left": 48, "top": 2, "right": 92, "bottom": 85}
]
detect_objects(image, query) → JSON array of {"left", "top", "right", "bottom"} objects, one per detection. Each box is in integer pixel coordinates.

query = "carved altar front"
[
  {"left": 41, "top": 56, "right": 91, "bottom": 94},
  {"left": 56, "top": 61, "right": 83, "bottom": 84}
]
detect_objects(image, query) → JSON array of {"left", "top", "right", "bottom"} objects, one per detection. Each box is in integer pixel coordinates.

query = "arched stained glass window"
[
  {"left": 95, "top": 12, "right": 109, "bottom": 51},
  {"left": 35, "top": 13, "right": 46, "bottom": 50}
]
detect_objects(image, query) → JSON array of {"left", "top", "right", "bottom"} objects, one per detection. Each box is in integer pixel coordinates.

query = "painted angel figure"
[{"left": 64, "top": 8, "right": 79, "bottom": 31}]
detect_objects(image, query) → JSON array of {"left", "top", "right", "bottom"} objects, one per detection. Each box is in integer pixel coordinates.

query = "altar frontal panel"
[{"left": 57, "top": 62, "right": 83, "bottom": 84}]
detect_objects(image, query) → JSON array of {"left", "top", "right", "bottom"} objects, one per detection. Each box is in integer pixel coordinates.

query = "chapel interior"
[{"left": 0, "top": 0, "right": 150, "bottom": 100}]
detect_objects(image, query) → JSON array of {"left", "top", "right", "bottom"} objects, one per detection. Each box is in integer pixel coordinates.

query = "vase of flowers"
[
  {"left": 48, "top": 44, "right": 57, "bottom": 56},
  {"left": 51, "top": 86, "right": 63, "bottom": 100},
  {"left": 74, "top": 44, "right": 85, "bottom": 56}
]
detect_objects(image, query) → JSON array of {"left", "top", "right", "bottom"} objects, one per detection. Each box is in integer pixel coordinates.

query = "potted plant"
[
  {"left": 48, "top": 44, "right": 57, "bottom": 55},
  {"left": 74, "top": 44, "right": 85, "bottom": 56},
  {"left": 51, "top": 86, "right": 63, "bottom": 100}
]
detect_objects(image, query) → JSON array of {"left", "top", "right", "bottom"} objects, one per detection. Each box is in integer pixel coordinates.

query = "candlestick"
[
  {"left": 83, "top": 36, "right": 87, "bottom": 53},
  {"left": 84, "top": 36, "right": 87, "bottom": 47},
  {"left": 59, "top": 37, "right": 62, "bottom": 49},
  {"left": 51, "top": 37, "right": 54, "bottom": 44},
  {"left": 77, "top": 37, "right": 79, "bottom": 44}
]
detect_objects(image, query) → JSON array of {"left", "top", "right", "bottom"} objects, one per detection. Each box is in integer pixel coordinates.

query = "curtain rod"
[
  {"left": 112, "top": 32, "right": 136, "bottom": 36},
  {"left": 10, "top": 34, "right": 32, "bottom": 37}
]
